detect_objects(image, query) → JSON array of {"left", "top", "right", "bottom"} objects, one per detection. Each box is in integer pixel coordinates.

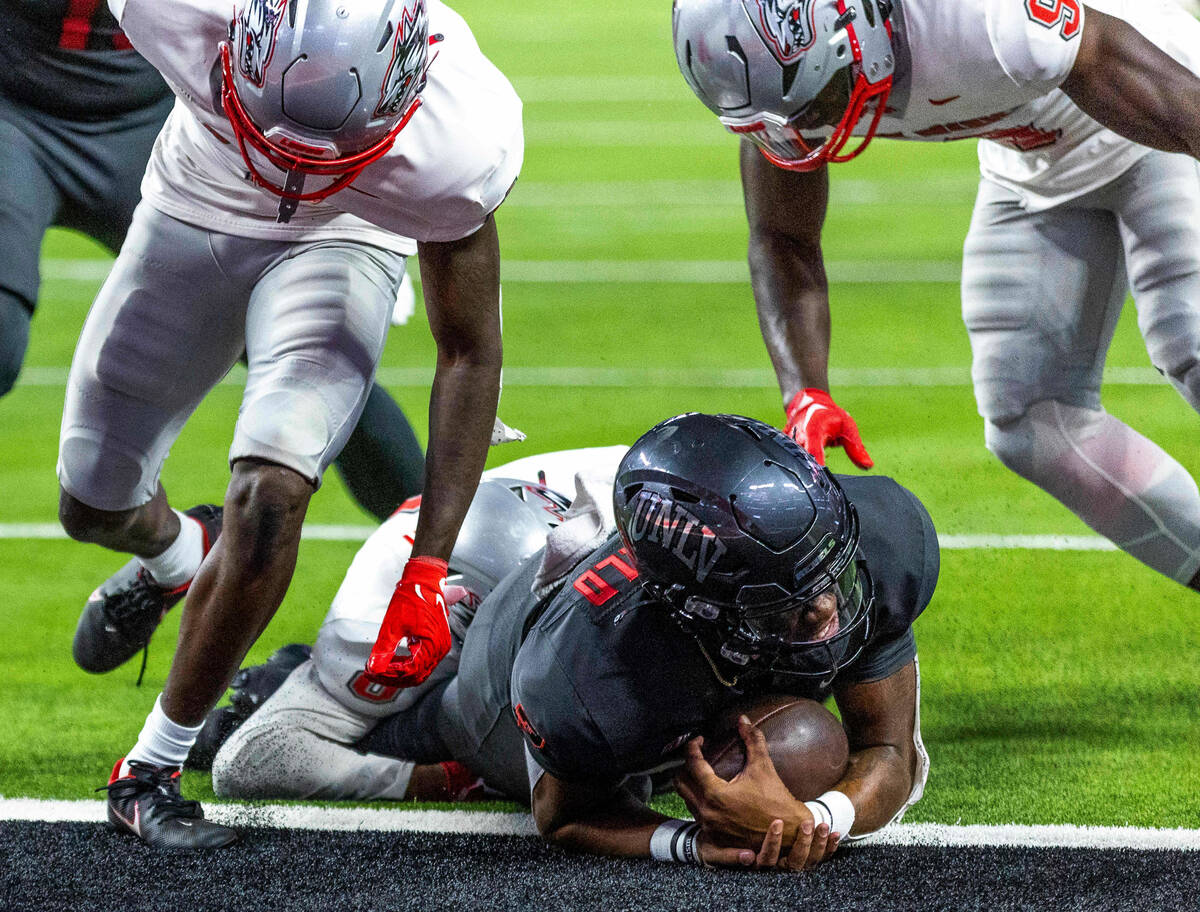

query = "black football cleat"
[
  {"left": 73, "top": 504, "right": 223, "bottom": 674},
  {"left": 99, "top": 759, "right": 238, "bottom": 851}
]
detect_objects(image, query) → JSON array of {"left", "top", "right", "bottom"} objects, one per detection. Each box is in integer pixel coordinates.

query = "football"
[{"left": 702, "top": 695, "right": 849, "bottom": 801}]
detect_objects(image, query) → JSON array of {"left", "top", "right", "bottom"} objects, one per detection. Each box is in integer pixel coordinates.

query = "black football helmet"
[{"left": 613, "top": 413, "right": 873, "bottom": 683}]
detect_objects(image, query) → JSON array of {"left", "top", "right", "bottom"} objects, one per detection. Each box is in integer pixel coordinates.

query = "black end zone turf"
[{"left": 3, "top": 823, "right": 1196, "bottom": 911}]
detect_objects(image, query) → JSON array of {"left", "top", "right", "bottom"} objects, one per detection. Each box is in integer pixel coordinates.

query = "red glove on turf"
[
  {"left": 365, "top": 555, "right": 450, "bottom": 688},
  {"left": 784, "top": 388, "right": 874, "bottom": 470}
]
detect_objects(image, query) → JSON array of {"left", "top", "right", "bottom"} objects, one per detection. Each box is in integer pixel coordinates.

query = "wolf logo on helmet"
[
  {"left": 749, "top": 0, "right": 817, "bottom": 62},
  {"left": 375, "top": 0, "right": 430, "bottom": 119},
  {"left": 235, "top": 0, "right": 287, "bottom": 88}
]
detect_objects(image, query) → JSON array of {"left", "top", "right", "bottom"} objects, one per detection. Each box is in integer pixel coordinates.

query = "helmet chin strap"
[
  {"left": 693, "top": 636, "right": 742, "bottom": 689},
  {"left": 276, "top": 168, "right": 306, "bottom": 223}
]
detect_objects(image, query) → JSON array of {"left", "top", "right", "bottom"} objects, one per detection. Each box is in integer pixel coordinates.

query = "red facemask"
[
  {"left": 218, "top": 42, "right": 422, "bottom": 201},
  {"left": 724, "top": 2, "right": 894, "bottom": 172}
]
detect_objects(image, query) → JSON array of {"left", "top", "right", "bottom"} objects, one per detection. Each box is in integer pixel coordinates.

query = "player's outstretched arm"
[
  {"left": 742, "top": 141, "right": 832, "bottom": 399},
  {"left": 411, "top": 213, "right": 504, "bottom": 561},
  {"left": 742, "top": 143, "right": 872, "bottom": 469},
  {"left": 1061, "top": 7, "right": 1200, "bottom": 159},
  {"left": 531, "top": 771, "right": 773, "bottom": 868},
  {"left": 366, "top": 215, "right": 503, "bottom": 688}
]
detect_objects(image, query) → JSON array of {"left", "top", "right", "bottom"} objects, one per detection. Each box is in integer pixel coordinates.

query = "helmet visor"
[
  {"left": 736, "top": 560, "right": 873, "bottom": 679},
  {"left": 739, "top": 559, "right": 863, "bottom": 648}
]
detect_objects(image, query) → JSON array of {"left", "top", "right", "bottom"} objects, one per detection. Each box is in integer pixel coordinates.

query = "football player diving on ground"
[
  {"left": 673, "top": 0, "right": 1200, "bottom": 591},
  {"left": 63, "top": 0, "right": 523, "bottom": 850},
  {"left": 204, "top": 415, "right": 939, "bottom": 871}
]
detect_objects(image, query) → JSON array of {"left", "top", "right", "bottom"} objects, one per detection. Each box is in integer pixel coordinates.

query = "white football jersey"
[
  {"left": 107, "top": 0, "right": 523, "bottom": 251},
  {"left": 861, "top": 0, "right": 1200, "bottom": 210},
  {"left": 312, "top": 446, "right": 628, "bottom": 717}
]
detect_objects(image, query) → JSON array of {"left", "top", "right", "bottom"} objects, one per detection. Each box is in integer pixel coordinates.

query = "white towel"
[{"left": 532, "top": 470, "right": 618, "bottom": 598}]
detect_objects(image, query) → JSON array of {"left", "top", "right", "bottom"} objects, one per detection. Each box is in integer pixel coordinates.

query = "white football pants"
[{"left": 962, "top": 150, "right": 1200, "bottom": 586}]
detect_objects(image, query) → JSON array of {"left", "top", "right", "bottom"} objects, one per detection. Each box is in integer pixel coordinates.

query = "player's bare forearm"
[
  {"left": 740, "top": 141, "right": 834, "bottom": 401},
  {"left": 532, "top": 773, "right": 668, "bottom": 857},
  {"left": 835, "top": 745, "right": 914, "bottom": 834},
  {"left": 412, "top": 215, "right": 504, "bottom": 560},
  {"left": 833, "top": 661, "right": 920, "bottom": 835},
  {"left": 1062, "top": 8, "right": 1200, "bottom": 159}
]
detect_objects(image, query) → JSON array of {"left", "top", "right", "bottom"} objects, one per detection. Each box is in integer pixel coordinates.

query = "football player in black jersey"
[
  {"left": 209, "top": 414, "right": 939, "bottom": 871},
  {"left": 514, "top": 413, "right": 937, "bottom": 870},
  {"left": 0, "top": 0, "right": 426, "bottom": 668}
]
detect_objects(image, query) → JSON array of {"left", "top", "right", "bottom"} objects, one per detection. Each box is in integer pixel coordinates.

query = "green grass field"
[{"left": 2, "top": 1, "right": 1198, "bottom": 828}]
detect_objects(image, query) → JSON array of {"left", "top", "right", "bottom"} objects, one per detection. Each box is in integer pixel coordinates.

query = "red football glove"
[
  {"left": 784, "top": 388, "right": 874, "bottom": 469},
  {"left": 366, "top": 556, "right": 450, "bottom": 688}
]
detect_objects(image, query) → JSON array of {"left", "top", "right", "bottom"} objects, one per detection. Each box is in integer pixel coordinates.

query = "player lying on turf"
[
  {"left": 674, "top": 0, "right": 1200, "bottom": 590},
  {"left": 204, "top": 415, "right": 939, "bottom": 870}
]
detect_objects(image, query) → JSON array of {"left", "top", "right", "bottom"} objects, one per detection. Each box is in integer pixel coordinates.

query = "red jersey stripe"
[{"left": 58, "top": 0, "right": 104, "bottom": 50}]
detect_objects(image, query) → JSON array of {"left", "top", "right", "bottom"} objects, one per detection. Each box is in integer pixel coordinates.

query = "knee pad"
[
  {"left": 211, "top": 718, "right": 314, "bottom": 799},
  {"left": 984, "top": 412, "right": 1037, "bottom": 481}
]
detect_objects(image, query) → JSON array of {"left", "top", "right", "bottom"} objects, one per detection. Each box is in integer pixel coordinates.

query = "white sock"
[
  {"left": 140, "top": 509, "right": 205, "bottom": 589},
  {"left": 124, "top": 694, "right": 205, "bottom": 771}
]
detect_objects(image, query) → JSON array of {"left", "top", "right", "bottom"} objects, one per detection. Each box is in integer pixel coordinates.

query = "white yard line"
[
  {"left": 512, "top": 75, "right": 685, "bottom": 103},
  {"left": 15, "top": 363, "right": 1168, "bottom": 389},
  {"left": 40, "top": 257, "right": 963, "bottom": 285},
  {"left": 0, "top": 525, "right": 1119, "bottom": 549},
  {"left": 2, "top": 797, "right": 1197, "bottom": 850},
  {"left": 507, "top": 178, "right": 980, "bottom": 208}
]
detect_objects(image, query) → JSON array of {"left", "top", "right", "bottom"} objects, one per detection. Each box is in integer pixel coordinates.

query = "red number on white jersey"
[{"left": 1025, "top": 0, "right": 1082, "bottom": 40}]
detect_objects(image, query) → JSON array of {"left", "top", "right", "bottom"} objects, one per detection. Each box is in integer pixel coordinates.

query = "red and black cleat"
[
  {"left": 72, "top": 504, "right": 222, "bottom": 674},
  {"left": 99, "top": 758, "right": 237, "bottom": 851}
]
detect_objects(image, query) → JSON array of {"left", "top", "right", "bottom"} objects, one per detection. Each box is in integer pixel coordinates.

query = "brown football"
[{"left": 702, "top": 694, "right": 849, "bottom": 801}]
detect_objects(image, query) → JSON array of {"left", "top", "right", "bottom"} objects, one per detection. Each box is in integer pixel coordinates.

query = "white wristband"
[
  {"left": 649, "top": 819, "right": 702, "bottom": 865},
  {"left": 804, "top": 790, "right": 856, "bottom": 838}
]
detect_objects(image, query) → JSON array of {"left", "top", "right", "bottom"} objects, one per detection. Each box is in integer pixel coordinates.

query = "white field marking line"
[
  {"left": 511, "top": 75, "right": 686, "bottom": 103},
  {"left": 524, "top": 121, "right": 736, "bottom": 147},
  {"left": 3, "top": 798, "right": 1199, "bottom": 850},
  {"left": 938, "top": 535, "right": 1117, "bottom": 551},
  {"left": 0, "top": 797, "right": 536, "bottom": 836},
  {"left": 0, "top": 526, "right": 1119, "bottom": 549},
  {"left": 506, "top": 178, "right": 981, "bottom": 208},
  {"left": 15, "top": 364, "right": 1168, "bottom": 389},
  {"left": 39, "top": 257, "right": 963, "bottom": 285}
]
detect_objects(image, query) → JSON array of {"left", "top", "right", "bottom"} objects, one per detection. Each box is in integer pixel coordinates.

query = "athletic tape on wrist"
[
  {"left": 804, "top": 790, "right": 856, "bottom": 838},
  {"left": 649, "top": 819, "right": 702, "bottom": 864}
]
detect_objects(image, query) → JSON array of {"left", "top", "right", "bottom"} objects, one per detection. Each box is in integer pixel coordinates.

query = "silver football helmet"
[
  {"left": 313, "top": 478, "right": 569, "bottom": 717},
  {"left": 449, "top": 478, "right": 570, "bottom": 595},
  {"left": 220, "top": 0, "right": 434, "bottom": 200},
  {"left": 673, "top": 0, "right": 895, "bottom": 171}
]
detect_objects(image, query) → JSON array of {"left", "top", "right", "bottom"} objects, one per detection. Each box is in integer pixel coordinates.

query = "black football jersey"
[
  {"left": 0, "top": 0, "right": 169, "bottom": 117},
  {"left": 508, "top": 474, "right": 939, "bottom": 782}
]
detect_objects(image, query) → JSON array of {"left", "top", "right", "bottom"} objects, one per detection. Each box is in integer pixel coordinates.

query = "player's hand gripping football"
[
  {"left": 675, "top": 716, "right": 839, "bottom": 871},
  {"left": 365, "top": 556, "right": 451, "bottom": 687},
  {"left": 785, "top": 388, "right": 874, "bottom": 469}
]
